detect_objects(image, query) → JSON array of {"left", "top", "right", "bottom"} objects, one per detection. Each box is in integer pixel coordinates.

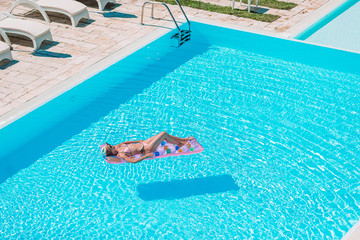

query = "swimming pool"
[
  {"left": 295, "top": 0, "right": 360, "bottom": 53},
  {"left": 1, "top": 22, "right": 360, "bottom": 238}
]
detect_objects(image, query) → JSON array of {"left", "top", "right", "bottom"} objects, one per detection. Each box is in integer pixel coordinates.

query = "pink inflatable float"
[{"left": 101, "top": 138, "right": 204, "bottom": 164}]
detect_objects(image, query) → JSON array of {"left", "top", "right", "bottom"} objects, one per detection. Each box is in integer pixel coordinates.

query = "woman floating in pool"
[{"left": 102, "top": 132, "right": 194, "bottom": 163}]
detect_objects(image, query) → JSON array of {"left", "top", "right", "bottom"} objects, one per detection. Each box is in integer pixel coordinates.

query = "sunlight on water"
[{"left": 1, "top": 46, "right": 360, "bottom": 239}]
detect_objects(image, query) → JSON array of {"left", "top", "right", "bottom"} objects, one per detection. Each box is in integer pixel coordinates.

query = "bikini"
[{"left": 121, "top": 143, "right": 146, "bottom": 156}]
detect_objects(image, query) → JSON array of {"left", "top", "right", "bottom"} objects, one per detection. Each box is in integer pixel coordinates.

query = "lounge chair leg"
[
  {"left": 1, "top": 51, "right": 13, "bottom": 62},
  {"left": 33, "top": 38, "right": 40, "bottom": 50},
  {"left": 71, "top": 10, "right": 90, "bottom": 27},
  {"left": 6, "top": 51, "right": 13, "bottom": 61},
  {"left": 70, "top": 18, "right": 76, "bottom": 28},
  {"left": 97, "top": 0, "right": 106, "bottom": 10},
  {"left": 32, "top": 31, "right": 53, "bottom": 50}
]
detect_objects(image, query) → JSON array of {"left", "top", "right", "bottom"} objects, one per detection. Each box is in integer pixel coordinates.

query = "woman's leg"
[
  {"left": 142, "top": 134, "right": 159, "bottom": 143},
  {"left": 144, "top": 132, "right": 193, "bottom": 152}
]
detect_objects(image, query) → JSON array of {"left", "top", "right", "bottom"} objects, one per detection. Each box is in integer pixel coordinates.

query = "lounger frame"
[
  {"left": 0, "top": 12, "right": 53, "bottom": 50},
  {"left": 9, "top": 0, "right": 89, "bottom": 27}
]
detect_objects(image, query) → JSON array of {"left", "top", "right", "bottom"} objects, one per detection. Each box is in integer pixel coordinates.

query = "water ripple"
[{"left": 0, "top": 46, "right": 359, "bottom": 239}]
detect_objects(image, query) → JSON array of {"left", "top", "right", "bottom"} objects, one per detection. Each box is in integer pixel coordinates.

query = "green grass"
[
  {"left": 158, "top": 0, "right": 281, "bottom": 22},
  {"left": 243, "top": 0, "right": 297, "bottom": 10}
]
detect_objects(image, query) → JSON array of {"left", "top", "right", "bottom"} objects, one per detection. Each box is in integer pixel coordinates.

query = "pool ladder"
[{"left": 141, "top": 0, "right": 191, "bottom": 46}]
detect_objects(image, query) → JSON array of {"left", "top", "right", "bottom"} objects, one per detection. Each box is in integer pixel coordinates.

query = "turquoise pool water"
[
  {"left": 1, "top": 22, "right": 360, "bottom": 238},
  {"left": 296, "top": 0, "right": 360, "bottom": 53}
]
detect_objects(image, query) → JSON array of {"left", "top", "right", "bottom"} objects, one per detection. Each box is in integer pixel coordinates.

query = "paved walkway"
[{"left": 0, "top": 0, "right": 333, "bottom": 122}]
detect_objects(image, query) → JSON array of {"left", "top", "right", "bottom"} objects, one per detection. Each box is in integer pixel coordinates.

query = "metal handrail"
[
  {"left": 141, "top": 1, "right": 181, "bottom": 32},
  {"left": 174, "top": 0, "right": 190, "bottom": 31},
  {"left": 141, "top": 0, "right": 191, "bottom": 46}
]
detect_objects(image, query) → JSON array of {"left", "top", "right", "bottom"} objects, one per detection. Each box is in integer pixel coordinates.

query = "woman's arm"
[{"left": 105, "top": 156, "right": 125, "bottom": 163}]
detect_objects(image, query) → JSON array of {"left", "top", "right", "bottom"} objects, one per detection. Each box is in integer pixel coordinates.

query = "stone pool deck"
[{"left": 0, "top": 0, "right": 343, "bottom": 125}]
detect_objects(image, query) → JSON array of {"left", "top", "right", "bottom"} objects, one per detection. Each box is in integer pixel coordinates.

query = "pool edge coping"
[
  {"left": 287, "top": 0, "right": 360, "bottom": 54},
  {"left": 342, "top": 217, "right": 360, "bottom": 240},
  {"left": 284, "top": 0, "right": 346, "bottom": 38}
]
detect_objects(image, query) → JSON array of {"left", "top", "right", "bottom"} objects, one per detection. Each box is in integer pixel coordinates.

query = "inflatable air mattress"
[{"left": 101, "top": 138, "right": 204, "bottom": 164}]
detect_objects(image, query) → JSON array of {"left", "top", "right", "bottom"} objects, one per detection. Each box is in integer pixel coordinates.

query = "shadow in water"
[
  {"left": 137, "top": 175, "right": 240, "bottom": 201},
  {"left": 32, "top": 50, "right": 72, "bottom": 58},
  {"left": 101, "top": 12, "right": 137, "bottom": 18}
]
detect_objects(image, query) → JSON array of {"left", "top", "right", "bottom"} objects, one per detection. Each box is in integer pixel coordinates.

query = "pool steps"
[
  {"left": 141, "top": 0, "right": 191, "bottom": 46},
  {"left": 171, "top": 29, "right": 191, "bottom": 46}
]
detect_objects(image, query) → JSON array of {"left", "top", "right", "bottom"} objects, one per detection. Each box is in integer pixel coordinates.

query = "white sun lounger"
[
  {"left": 8, "top": 0, "right": 89, "bottom": 27},
  {"left": 0, "top": 29, "right": 13, "bottom": 62},
  {"left": 0, "top": 12, "right": 52, "bottom": 50}
]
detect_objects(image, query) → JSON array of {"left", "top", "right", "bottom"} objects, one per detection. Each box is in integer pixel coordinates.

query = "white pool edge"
[
  {"left": 342, "top": 219, "right": 360, "bottom": 240},
  {"left": 285, "top": 0, "right": 346, "bottom": 38}
]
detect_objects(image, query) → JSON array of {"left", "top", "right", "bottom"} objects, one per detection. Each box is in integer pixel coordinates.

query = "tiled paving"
[{"left": 0, "top": 0, "right": 332, "bottom": 121}]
